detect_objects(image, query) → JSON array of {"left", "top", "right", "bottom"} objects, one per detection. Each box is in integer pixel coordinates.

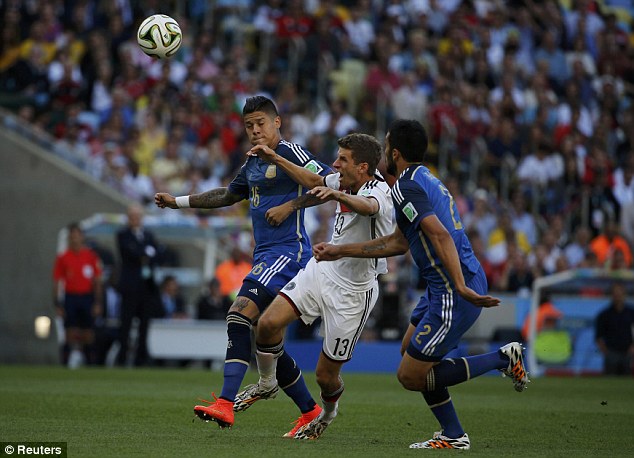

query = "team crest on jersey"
[
  {"left": 304, "top": 160, "right": 323, "bottom": 174},
  {"left": 265, "top": 165, "right": 277, "bottom": 178},
  {"left": 284, "top": 282, "right": 296, "bottom": 291},
  {"left": 402, "top": 202, "right": 418, "bottom": 222}
]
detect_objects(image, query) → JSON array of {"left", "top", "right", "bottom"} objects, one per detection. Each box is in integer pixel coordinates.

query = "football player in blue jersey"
[
  {"left": 155, "top": 96, "right": 329, "bottom": 434},
  {"left": 313, "top": 119, "right": 529, "bottom": 450}
]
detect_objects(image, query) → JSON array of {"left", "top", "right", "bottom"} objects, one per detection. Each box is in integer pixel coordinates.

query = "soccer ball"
[{"left": 137, "top": 14, "right": 182, "bottom": 59}]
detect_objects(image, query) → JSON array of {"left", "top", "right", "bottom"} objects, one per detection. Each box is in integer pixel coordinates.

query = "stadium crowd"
[{"left": 2, "top": 0, "right": 634, "bottom": 306}]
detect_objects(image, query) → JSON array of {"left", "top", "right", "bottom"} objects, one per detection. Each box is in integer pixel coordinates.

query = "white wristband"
[{"left": 175, "top": 196, "right": 190, "bottom": 208}]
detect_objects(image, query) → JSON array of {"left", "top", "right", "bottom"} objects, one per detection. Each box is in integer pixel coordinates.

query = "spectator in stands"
[
  {"left": 197, "top": 278, "right": 232, "bottom": 321},
  {"left": 343, "top": 2, "right": 375, "bottom": 59},
  {"left": 390, "top": 71, "right": 428, "bottom": 122},
  {"left": 485, "top": 116, "right": 522, "bottom": 188},
  {"left": 134, "top": 111, "right": 167, "bottom": 176},
  {"left": 151, "top": 137, "right": 189, "bottom": 196},
  {"left": 115, "top": 204, "right": 162, "bottom": 367},
  {"left": 564, "top": 226, "right": 592, "bottom": 268},
  {"left": 362, "top": 37, "right": 401, "bottom": 130},
  {"left": 613, "top": 154, "right": 634, "bottom": 209},
  {"left": 534, "top": 29, "right": 568, "bottom": 94},
  {"left": 536, "top": 228, "right": 564, "bottom": 275},
  {"left": 486, "top": 210, "right": 532, "bottom": 269},
  {"left": 499, "top": 250, "right": 534, "bottom": 297},
  {"left": 53, "top": 223, "right": 103, "bottom": 367},
  {"left": 589, "top": 220, "right": 633, "bottom": 269},
  {"left": 595, "top": 282, "right": 634, "bottom": 376},
  {"left": 121, "top": 159, "right": 155, "bottom": 205},
  {"left": 462, "top": 188, "right": 496, "bottom": 244},
  {"left": 159, "top": 275, "right": 187, "bottom": 319},
  {"left": 587, "top": 169, "right": 621, "bottom": 236},
  {"left": 516, "top": 141, "right": 564, "bottom": 215},
  {"left": 509, "top": 190, "right": 537, "bottom": 247},
  {"left": 214, "top": 245, "right": 253, "bottom": 300},
  {"left": 621, "top": 200, "right": 634, "bottom": 250},
  {"left": 313, "top": 98, "right": 359, "bottom": 140}
]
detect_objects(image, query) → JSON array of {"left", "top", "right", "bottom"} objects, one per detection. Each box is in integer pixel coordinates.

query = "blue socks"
[
  {"left": 421, "top": 350, "right": 510, "bottom": 439},
  {"left": 258, "top": 341, "right": 316, "bottom": 413},
  {"left": 427, "top": 351, "right": 509, "bottom": 390},
  {"left": 423, "top": 388, "right": 464, "bottom": 438},
  {"left": 220, "top": 312, "right": 252, "bottom": 401},
  {"left": 463, "top": 350, "right": 509, "bottom": 377}
]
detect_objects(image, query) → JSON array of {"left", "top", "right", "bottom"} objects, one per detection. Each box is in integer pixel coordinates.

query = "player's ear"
[{"left": 274, "top": 116, "right": 281, "bottom": 129}]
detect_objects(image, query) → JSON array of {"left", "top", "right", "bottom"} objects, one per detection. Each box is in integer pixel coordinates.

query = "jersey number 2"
[{"left": 438, "top": 184, "right": 463, "bottom": 230}]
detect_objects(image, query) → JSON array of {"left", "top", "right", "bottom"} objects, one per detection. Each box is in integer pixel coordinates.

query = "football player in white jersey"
[{"left": 235, "top": 133, "right": 394, "bottom": 439}]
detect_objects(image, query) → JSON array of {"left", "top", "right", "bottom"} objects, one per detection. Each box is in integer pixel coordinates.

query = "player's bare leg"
[{"left": 295, "top": 354, "right": 344, "bottom": 440}]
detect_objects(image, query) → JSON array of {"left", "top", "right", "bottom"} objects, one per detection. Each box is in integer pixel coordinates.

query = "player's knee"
[
  {"left": 397, "top": 366, "right": 426, "bottom": 392},
  {"left": 257, "top": 313, "right": 282, "bottom": 340}
]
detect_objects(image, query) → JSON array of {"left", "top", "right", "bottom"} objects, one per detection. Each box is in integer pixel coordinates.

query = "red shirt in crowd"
[{"left": 53, "top": 248, "right": 103, "bottom": 294}]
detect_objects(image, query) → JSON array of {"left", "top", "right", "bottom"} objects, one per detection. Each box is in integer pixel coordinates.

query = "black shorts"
[
  {"left": 237, "top": 280, "right": 276, "bottom": 313},
  {"left": 64, "top": 294, "right": 95, "bottom": 329}
]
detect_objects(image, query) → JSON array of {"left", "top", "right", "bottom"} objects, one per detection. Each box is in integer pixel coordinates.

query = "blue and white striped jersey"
[
  {"left": 391, "top": 165, "right": 481, "bottom": 294},
  {"left": 228, "top": 140, "right": 331, "bottom": 262}
]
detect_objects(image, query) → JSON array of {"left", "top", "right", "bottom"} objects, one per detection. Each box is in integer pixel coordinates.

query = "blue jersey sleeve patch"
[
  {"left": 393, "top": 179, "right": 434, "bottom": 227},
  {"left": 304, "top": 159, "right": 323, "bottom": 174}
]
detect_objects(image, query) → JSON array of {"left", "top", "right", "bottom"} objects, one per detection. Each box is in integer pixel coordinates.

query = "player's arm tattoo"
[
  {"left": 288, "top": 194, "right": 324, "bottom": 210},
  {"left": 189, "top": 188, "right": 242, "bottom": 208},
  {"left": 360, "top": 239, "right": 389, "bottom": 255},
  {"left": 341, "top": 231, "right": 408, "bottom": 258}
]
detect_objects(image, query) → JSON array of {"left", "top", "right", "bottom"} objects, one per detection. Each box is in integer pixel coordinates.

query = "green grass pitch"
[{"left": 1, "top": 366, "right": 633, "bottom": 457}]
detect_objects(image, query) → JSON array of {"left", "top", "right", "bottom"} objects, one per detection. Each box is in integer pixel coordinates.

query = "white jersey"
[{"left": 321, "top": 172, "right": 394, "bottom": 291}]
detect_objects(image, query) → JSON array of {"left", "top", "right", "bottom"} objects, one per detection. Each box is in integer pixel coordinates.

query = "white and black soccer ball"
[{"left": 137, "top": 14, "right": 182, "bottom": 59}]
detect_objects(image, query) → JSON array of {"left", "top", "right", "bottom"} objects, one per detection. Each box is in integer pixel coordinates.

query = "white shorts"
[{"left": 279, "top": 258, "right": 378, "bottom": 361}]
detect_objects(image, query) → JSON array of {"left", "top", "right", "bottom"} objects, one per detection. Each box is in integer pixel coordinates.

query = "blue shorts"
[
  {"left": 64, "top": 294, "right": 95, "bottom": 329},
  {"left": 407, "top": 267, "right": 487, "bottom": 362},
  {"left": 238, "top": 253, "right": 305, "bottom": 313}
]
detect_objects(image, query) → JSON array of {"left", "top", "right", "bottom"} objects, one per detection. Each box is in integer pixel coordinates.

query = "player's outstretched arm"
[
  {"left": 313, "top": 227, "right": 409, "bottom": 261},
  {"left": 190, "top": 188, "right": 243, "bottom": 208},
  {"left": 156, "top": 188, "right": 243, "bottom": 210},
  {"left": 419, "top": 214, "right": 500, "bottom": 308},
  {"left": 155, "top": 192, "right": 178, "bottom": 209},
  {"left": 248, "top": 144, "right": 324, "bottom": 189},
  {"left": 308, "top": 187, "right": 379, "bottom": 216}
]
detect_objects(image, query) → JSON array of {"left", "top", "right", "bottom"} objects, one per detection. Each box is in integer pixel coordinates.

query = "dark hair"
[
  {"left": 337, "top": 133, "right": 382, "bottom": 175},
  {"left": 242, "top": 95, "right": 279, "bottom": 117},
  {"left": 161, "top": 275, "right": 177, "bottom": 287},
  {"left": 387, "top": 119, "right": 428, "bottom": 163},
  {"left": 67, "top": 222, "right": 82, "bottom": 233}
]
